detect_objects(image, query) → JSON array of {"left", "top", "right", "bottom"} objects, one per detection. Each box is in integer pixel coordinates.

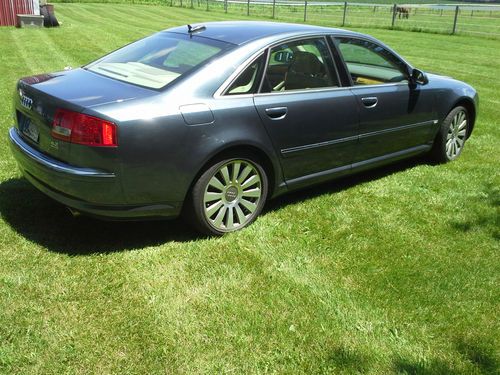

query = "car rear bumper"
[{"left": 9, "top": 127, "right": 181, "bottom": 219}]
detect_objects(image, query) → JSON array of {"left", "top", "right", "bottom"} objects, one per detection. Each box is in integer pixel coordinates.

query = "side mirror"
[{"left": 411, "top": 68, "right": 428, "bottom": 85}]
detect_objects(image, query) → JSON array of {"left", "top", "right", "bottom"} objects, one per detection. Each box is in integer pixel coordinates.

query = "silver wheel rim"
[
  {"left": 445, "top": 110, "right": 467, "bottom": 160},
  {"left": 203, "top": 160, "right": 263, "bottom": 232}
]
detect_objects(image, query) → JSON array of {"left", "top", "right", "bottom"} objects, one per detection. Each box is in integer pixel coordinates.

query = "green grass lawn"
[{"left": 0, "top": 3, "right": 499, "bottom": 374}]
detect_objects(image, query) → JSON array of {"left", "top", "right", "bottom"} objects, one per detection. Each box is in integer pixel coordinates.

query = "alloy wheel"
[
  {"left": 445, "top": 109, "right": 467, "bottom": 160},
  {"left": 202, "top": 160, "right": 263, "bottom": 232}
]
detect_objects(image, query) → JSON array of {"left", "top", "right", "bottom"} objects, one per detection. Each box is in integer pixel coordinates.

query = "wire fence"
[{"left": 168, "top": 0, "right": 500, "bottom": 38}]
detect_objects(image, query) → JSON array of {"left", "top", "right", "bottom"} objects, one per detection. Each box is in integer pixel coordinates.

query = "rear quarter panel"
[{"left": 90, "top": 72, "right": 282, "bottom": 206}]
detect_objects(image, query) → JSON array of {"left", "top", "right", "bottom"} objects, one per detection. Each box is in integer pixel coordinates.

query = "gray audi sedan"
[{"left": 9, "top": 21, "right": 478, "bottom": 235}]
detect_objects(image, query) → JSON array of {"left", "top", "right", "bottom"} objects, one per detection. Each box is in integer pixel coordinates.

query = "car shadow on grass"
[
  {"left": 393, "top": 357, "right": 461, "bottom": 375},
  {"left": 0, "top": 178, "right": 203, "bottom": 255},
  {"left": 454, "top": 338, "right": 499, "bottom": 374},
  {"left": 0, "top": 156, "right": 425, "bottom": 255},
  {"left": 448, "top": 181, "right": 499, "bottom": 240},
  {"left": 392, "top": 338, "right": 499, "bottom": 374},
  {"left": 265, "top": 155, "right": 425, "bottom": 214}
]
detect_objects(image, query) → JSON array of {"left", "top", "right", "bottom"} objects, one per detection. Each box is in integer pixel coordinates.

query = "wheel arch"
[{"left": 183, "top": 143, "right": 281, "bottom": 207}]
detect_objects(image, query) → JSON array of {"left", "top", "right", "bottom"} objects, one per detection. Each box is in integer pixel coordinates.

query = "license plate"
[{"left": 20, "top": 117, "right": 39, "bottom": 143}]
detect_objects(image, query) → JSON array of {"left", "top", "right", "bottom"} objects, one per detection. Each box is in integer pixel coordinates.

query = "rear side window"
[
  {"left": 86, "top": 33, "right": 233, "bottom": 89},
  {"left": 225, "top": 54, "right": 266, "bottom": 95},
  {"left": 336, "top": 38, "right": 408, "bottom": 85}
]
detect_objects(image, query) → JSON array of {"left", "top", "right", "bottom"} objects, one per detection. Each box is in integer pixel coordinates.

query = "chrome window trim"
[
  {"left": 214, "top": 33, "right": 416, "bottom": 99},
  {"left": 348, "top": 82, "right": 410, "bottom": 90},
  {"left": 255, "top": 81, "right": 409, "bottom": 97},
  {"left": 216, "top": 81, "right": 410, "bottom": 99},
  {"left": 214, "top": 33, "right": 347, "bottom": 98}
]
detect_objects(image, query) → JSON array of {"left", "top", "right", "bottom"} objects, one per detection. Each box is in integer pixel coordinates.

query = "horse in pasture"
[{"left": 396, "top": 6, "right": 410, "bottom": 19}]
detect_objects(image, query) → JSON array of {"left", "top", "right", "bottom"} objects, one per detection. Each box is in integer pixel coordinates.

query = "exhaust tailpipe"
[{"left": 67, "top": 207, "right": 81, "bottom": 218}]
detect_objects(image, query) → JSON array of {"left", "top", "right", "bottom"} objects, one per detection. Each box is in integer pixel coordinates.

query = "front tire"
[
  {"left": 186, "top": 157, "right": 268, "bottom": 236},
  {"left": 430, "top": 106, "right": 469, "bottom": 163}
]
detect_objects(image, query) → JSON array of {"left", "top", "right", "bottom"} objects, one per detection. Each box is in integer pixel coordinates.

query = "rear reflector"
[{"left": 52, "top": 109, "right": 117, "bottom": 147}]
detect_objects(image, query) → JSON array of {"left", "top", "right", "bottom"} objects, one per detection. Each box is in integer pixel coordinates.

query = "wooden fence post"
[
  {"left": 247, "top": 0, "right": 250, "bottom": 16},
  {"left": 452, "top": 5, "right": 459, "bottom": 34},
  {"left": 342, "top": 2, "right": 347, "bottom": 26},
  {"left": 206, "top": 0, "right": 209, "bottom": 11},
  {"left": 304, "top": 0, "right": 307, "bottom": 22},
  {"left": 391, "top": 3, "right": 397, "bottom": 28},
  {"left": 272, "top": 0, "right": 276, "bottom": 19}
]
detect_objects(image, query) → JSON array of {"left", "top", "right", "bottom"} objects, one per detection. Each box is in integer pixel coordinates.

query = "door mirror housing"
[{"left": 411, "top": 68, "right": 429, "bottom": 85}]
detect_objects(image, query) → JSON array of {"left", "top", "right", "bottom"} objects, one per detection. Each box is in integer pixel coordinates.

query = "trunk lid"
[{"left": 14, "top": 69, "right": 155, "bottom": 165}]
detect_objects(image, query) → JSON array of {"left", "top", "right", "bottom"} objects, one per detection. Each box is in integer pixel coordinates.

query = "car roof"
[{"left": 165, "top": 21, "right": 361, "bottom": 45}]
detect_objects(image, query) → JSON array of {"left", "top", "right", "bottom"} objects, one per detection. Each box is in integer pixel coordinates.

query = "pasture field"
[
  {"left": 174, "top": 0, "right": 500, "bottom": 38},
  {"left": 51, "top": 0, "right": 500, "bottom": 37},
  {"left": 49, "top": 0, "right": 465, "bottom": 4},
  {"left": 166, "top": 0, "right": 500, "bottom": 39},
  {"left": 0, "top": 3, "right": 499, "bottom": 374}
]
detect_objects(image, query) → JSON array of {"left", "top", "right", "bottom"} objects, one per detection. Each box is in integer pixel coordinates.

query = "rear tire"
[
  {"left": 430, "top": 106, "right": 469, "bottom": 163},
  {"left": 185, "top": 156, "right": 268, "bottom": 236}
]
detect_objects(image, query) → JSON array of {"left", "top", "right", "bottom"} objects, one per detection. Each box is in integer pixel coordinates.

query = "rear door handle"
[
  {"left": 265, "top": 106, "right": 288, "bottom": 120},
  {"left": 361, "top": 97, "right": 378, "bottom": 108}
]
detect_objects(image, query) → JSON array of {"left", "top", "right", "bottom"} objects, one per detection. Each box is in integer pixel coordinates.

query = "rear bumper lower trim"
[{"left": 9, "top": 127, "right": 182, "bottom": 219}]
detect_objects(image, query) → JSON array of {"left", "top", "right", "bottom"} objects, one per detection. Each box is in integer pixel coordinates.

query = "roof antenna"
[{"left": 187, "top": 24, "right": 206, "bottom": 36}]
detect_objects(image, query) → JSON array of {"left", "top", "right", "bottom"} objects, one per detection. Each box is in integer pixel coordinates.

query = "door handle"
[
  {"left": 361, "top": 97, "right": 378, "bottom": 108},
  {"left": 265, "top": 106, "right": 288, "bottom": 120}
]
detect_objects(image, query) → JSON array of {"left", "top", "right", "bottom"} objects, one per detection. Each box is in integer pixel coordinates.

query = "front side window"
[
  {"left": 336, "top": 38, "right": 409, "bottom": 85},
  {"left": 261, "top": 38, "right": 339, "bottom": 93},
  {"left": 86, "top": 32, "right": 233, "bottom": 89}
]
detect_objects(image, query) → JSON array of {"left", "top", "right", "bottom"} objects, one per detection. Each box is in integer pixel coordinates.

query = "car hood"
[
  {"left": 426, "top": 72, "right": 453, "bottom": 80},
  {"left": 426, "top": 72, "right": 476, "bottom": 92},
  {"left": 19, "top": 68, "right": 156, "bottom": 108},
  {"left": 426, "top": 72, "right": 472, "bottom": 87}
]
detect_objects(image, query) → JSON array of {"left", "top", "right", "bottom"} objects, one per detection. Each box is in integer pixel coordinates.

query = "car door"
[
  {"left": 253, "top": 36, "right": 359, "bottom": 186},
  {"left": 333, "top": 36, "right": 437, "bottom": 165}
]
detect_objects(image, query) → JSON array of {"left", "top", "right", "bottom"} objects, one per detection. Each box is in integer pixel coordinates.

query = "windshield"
[{"left": 86, "top": 32, "right": 233, "bottom": 89}]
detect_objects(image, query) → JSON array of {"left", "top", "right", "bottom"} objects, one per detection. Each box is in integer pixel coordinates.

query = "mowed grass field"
[
  {"left": 0, "top": 3, "right": 499, "bottom": 374},
  {"left": 52, "top": 0, "right": 500, "bottom": 38}
]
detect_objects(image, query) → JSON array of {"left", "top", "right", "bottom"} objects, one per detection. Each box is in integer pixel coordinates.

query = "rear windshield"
[{"left": 85, "top": 32, "right": 233, "bottom": 89}]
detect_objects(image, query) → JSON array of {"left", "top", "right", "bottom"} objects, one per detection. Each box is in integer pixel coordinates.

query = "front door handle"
[
  {"left": 265, "top": 106, "right": 288, "bottom": 120},
  {"left": 361, "top": 97, "right": 378, "bottom": 108}
]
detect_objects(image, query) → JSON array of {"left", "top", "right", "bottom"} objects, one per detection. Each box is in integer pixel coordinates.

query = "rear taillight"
[{"left": 52, "top": 109, "right": 117, "bottom": 147}]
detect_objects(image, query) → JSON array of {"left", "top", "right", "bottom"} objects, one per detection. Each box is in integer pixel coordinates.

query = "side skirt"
[{"left": 283, "top": 144, "right": 431, "bottom": 192}]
